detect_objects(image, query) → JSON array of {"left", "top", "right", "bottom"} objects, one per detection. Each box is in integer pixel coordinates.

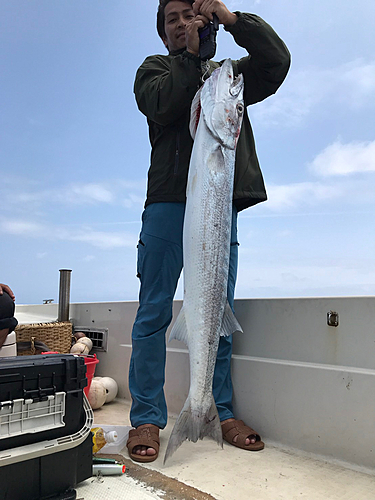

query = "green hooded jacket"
[{"left": 134, "top": 12, "right": 291, "bottom": 212}]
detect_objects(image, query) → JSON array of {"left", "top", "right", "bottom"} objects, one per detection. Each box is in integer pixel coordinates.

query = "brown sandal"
[
  {"left": 221, "top": 419, "right": 264, "bottom": 451},
  {"left": 127, "top": 424, "right": 160, "bottom": 463}
]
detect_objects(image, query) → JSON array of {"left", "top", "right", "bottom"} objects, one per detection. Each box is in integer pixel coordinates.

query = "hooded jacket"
[{"left": 134, "top": 12, "right": 290, "bottom": 212}]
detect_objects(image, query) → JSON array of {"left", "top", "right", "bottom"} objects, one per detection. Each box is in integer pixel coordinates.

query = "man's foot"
[
  {"left": 221, "top": 418, "right": 255, "bottom": 445},
  {"left": 221, "top": 418, "right": 265, "bottom": 451},
  {"left": 127, "top": 424, "right": 160, "bottom": 463},
  {"left": 133, "top": 444, "right": 157, "bottom": 457}
]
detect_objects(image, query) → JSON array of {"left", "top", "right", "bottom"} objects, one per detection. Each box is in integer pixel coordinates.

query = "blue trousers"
[{"left": 129, "top": 202, "right": 239, "bottom": 429}]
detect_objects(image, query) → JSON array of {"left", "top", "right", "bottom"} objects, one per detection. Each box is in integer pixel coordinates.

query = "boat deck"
[{"left": 76, "top": 398, "right": 375, "bottom": 500}]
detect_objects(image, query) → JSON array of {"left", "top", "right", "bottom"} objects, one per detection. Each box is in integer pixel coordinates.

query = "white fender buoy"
[
  {"left": 70, "top": 342, "right": 90, "bottom": 355},
  {"left": 88, "top": 379, "right": 106, "bottom": 409},
  {"left": 99, "top": 377, "right": 119, "bottom": 403},
  {"left": 76, "top": 337, "right": 93, "bottom": 352}
]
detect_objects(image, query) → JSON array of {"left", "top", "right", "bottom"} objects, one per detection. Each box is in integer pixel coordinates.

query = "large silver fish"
[{"left": 164, "top": 59, "right": 245, "bottom": 463}]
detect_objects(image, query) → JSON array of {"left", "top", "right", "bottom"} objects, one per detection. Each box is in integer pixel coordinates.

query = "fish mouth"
[{"left": 229, "top": 74, "right": 244, "bottom": 97}]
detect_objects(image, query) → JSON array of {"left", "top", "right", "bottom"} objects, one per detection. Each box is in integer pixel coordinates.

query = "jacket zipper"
[{"left": 174, "top": 130, "right": 180, "bottom": 175}]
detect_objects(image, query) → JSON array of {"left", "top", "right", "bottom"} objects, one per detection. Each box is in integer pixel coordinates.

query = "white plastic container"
[
  {"left": 97, "top": 425, "right": 131, "bottom": 454},
  {"left": 0, "top": 331, "right": 17, "bottom": 358}
]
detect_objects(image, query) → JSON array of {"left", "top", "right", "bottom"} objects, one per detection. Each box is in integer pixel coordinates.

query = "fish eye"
[{"left": 236, "top": 103, "right": 244, "bottom": 115}]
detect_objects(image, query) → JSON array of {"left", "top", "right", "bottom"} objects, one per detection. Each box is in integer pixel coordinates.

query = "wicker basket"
[{"left": 15, "top": 321, "right": 73, "bottom": 356}]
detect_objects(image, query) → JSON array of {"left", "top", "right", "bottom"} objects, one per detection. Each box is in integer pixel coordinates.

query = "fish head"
[{"left": 200, "top": 58, "right": 244, "bottom": 150}]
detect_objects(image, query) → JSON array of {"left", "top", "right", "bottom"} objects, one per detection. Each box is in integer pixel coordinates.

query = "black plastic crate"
[
  {"left": 0, "top": 354, "right": 87, "bottom": 451},
  {"left": 0, "top": 432, "right": 93, "bottom": 500}
]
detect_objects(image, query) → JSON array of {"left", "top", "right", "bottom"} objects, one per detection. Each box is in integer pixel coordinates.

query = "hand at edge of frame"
[{"left": 0, "top": 283, "right": 16, "bottom": 301}]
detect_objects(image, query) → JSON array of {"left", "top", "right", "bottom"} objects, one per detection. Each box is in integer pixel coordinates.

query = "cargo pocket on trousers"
[{"left": 136, "top": 238, "right": 145, "bottom": 280}]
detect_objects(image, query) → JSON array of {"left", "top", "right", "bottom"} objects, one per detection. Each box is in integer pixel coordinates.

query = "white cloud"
[
  {"left": 263, "top": 181, "right": 344, "bottom": 211},
  {"left": 2, "top": 182, "right": 115, "bottom": 208},
  {"left": 122, "top": 193, "right": 145, "bottom": 209},
  {"left": 247, "top": 138, "right": 375, "bottom": 212},
  {"left": 258, "top": 173, "right": 375, "bottom": 212},
  {"left": 235, "top": 261, "right": 375, "bottom": 298},
  {"left": 118, "top": 179, "right": 147, "bottom": 190},
  {"left": 68, "top": 183, "right": 114, "bottom": 204},
  {"left": 60, "top": 229, "right": 135, "bottom": 249},
  {"left": 1, "top": 179, "right": 147, "bottom": 213},
  {"left": 340, "top": 61, "right": 375, "bottom": 107},
  {"left": 0, "top": 217, "right": 137, "bottom": 250},
  {"left": 309, "top": 139, "right": 375, "bottom": 177},
  {"left": 253, "top": 59, "right": 375, "bottom": 127},
  {"left": 83, "top": 255, "right": 95, "bottom": 262},
  {"left": 227, "top": 0, "right": 245, "bottom": 9},
  {"left": 0, "top": 219, "right": 45, "bottom": 236}
]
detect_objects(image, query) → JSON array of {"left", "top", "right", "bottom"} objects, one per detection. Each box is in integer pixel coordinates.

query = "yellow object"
[
  {"left": 92, "top": 427, "right": 107, "bottom": 454},
  {"left": 91, "top": 426, "right": 118, "bottom": 454}
]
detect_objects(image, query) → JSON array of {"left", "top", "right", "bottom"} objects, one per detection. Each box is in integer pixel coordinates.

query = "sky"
[{"left": 1, "top": 0, "right": 374, "bottom": 305}]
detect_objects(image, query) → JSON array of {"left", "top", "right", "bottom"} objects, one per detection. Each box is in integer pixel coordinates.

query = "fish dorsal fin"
[
  {"left": 189, "top": 87, "right": 202, "bottom": 140},
  {"left": 169, "top": 307, "right": 189, "bottom": 345},
  {"left": 219, "top": 301, "right": 243, "bottom": 337}
]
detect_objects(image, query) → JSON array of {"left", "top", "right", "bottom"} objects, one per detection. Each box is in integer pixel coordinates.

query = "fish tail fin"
[{"left": 163, "top": 394, "right": 222, "bottom": 464}]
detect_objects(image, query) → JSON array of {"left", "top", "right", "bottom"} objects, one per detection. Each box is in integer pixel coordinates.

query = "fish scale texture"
[
  {"left": 184, "top": 144, "right": 233, "bottom": 409},
  {"left": 164, "top": 60, "right": 244, "bottom": 462}
]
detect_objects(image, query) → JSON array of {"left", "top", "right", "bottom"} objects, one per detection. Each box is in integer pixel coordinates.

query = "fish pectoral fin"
[
  {"left": 220, "top": 301, "right": 243, "bottom": 337},
  {"left": 169, "top": 307, "right": 189, "bottom": 345}
]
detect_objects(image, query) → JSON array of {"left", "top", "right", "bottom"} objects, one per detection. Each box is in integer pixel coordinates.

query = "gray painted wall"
[{"left": 15, "top": 297, "right": 375, "bottom": 471}]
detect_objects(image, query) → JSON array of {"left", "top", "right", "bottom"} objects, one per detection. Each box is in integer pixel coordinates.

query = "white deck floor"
[{"left": 75, "top": 398, "right": 375, "bottom": 500}]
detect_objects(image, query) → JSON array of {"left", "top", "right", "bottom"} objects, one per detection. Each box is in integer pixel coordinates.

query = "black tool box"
[
  {"left": 0, "top": 354, "right": 87, "bottom": 451},
  {"left": 0, "top": 354, "right": 94, "bottom": 500}
]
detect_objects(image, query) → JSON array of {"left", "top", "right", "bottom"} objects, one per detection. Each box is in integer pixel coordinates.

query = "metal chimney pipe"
[{"left": 58, "top": 269, "right": 72, "bottom": 322}]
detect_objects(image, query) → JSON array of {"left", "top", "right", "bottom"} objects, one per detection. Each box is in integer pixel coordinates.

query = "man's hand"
[
  {"left": 192, "top": 0, "right": 238, "bottom": 27},
  {"left": 186, "top": 0, "right": 237, "bottom": 57},
  {"left": 0, "top": 283, "right": 15, "bottom": 301},
  {"left": 185, "top": 14, "right": 210, "bottom": 57}
]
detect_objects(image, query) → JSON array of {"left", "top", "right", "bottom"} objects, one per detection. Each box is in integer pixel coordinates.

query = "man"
[
  {"left": 127, "top": 0, "right": 290, "bottom": 462},
  {"left": 0, "top": 283, "right": 17, "bottom": 349}
]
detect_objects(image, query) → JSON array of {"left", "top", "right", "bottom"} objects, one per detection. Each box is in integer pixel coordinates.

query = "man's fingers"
[
  {"left": 185, "top": 14, "right": 209, "bottom": 39},
  {"left": 192, "top": 0, "right": 203, "bottom": 16},
  {"left": 0, "top": 284, "right": 15, "bottom": 300},
  {"left": 185, "top": 15, "right": 209, "bottom": 56},
  {"left": 193, "top": 0, "right": 216, "bottom": 19},
  {"left": 188, "top": 14, "right": 209, "bottom": 28},
  {"left": 193, "top": 0, "right": 234, "bottom": 25}
]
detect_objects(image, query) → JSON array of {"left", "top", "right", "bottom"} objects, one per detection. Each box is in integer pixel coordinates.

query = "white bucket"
[{"left": 0, "top": 331, "right": 17, "bottom": 357}]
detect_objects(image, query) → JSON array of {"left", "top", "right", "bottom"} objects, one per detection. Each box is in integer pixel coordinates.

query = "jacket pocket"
[
  {"left": 136, "top": 238, "right": 145, "bottom": 279},
  {"left": 174, "top": 130, "right": 180, "bottom": 175}
]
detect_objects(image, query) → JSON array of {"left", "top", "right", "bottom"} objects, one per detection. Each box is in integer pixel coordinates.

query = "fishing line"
[{"left": 200, "top": 60, "right": 211, "bottom": 84}]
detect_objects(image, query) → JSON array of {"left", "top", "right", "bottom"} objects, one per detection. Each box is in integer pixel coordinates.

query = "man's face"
[{"left": 163, "top": 1, "right": 194, "bottom": 52}]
